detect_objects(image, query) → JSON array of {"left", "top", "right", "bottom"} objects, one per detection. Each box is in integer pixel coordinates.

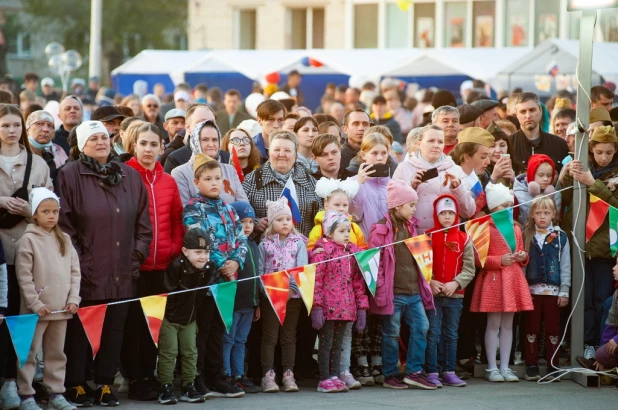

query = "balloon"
[
  {"left": 48, "top": 54, "right": 65, "bottom": 75},
  {"left": 300, "top": 57, "right": 311, "bottom": 67},
  {"left": 265, "top": 72, "right": 280, "bottom": 85},
  {"left": 45, "top": 42, "right": 65, "bottom": 58},
  {"left": 308, "top": 58, "right": 323, "bottom": 67},
  {"left": 244, "top": 93, "right": 266, "bottom": 118},
  {"left": 396, "top": 0, "right": 413, "bottom": 12},
  {"left": 62, "top": 50, "right": 83, "bottom": 72}
]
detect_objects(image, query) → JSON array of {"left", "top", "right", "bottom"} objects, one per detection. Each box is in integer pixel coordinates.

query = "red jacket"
[{"left": 127, "top": 157, "right": 184, "bottom": 271}]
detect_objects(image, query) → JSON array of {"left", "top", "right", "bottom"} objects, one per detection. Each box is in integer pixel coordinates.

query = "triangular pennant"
[
  {"left": 260, "top": 271, "right": 290, "bottom": 325},
  {"left": 287, "top": 264, "right": 316, "bottom": 313},
  {"left": 354, "top": 248, "right": 380, "bottom": 296},
  {"left": 610, "top": 206, "right": 618, "bottom": 257},
  {"left": 139, "top": 295, "right": 168, "bottom": 346},
  {"left": 465, "top": 215, "right": 491, "bottom": 267},
  {"left": 5, "top": 314, "right": 38, "bottom": 368},
  {"left": 491, "top": 209, "right": 517, "bottom": 253},
  {"left": 78, "top": 304, "right": 108, "bottom": 358},
  {"left": 404, "top": 235, "right": 433, "bottom": 283},
  {"left": 587, "top": 194, "right": 610, "bottom": 243},
  {"left": 211, "top": 281, "right": 237, "bottom": 333}
]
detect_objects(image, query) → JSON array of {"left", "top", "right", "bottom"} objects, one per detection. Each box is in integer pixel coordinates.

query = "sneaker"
[
  {"left": 211, "top": 377, "right": 245, "bottom": 398},
  {"left": 128, "top": 379, "right": 158, "bottom": 401},
  {"left": 584, "top": 344, "right": 596, "bottom": 360},
  {"left": 382, "top": 375, "right": 408, "bottom": 389},
  {"left": 442, "top": 372, "right": 467, "bottom": 387},
  {"left": 116, "top": 377, "right": 129, "bottom": 394},
  {"left": 281, "top": 370, "right": 299, "bottom": 392},
  {"left": 331, "top": 377, "right": 349, "bottom": 392},
  {"left": 158, "top": 384, "right": 177, "bottom": 405},
  {"left": 180, "top": 383, "right": 205, "bottom": 403},
  {"left": 403, "top": 372, "right": 437, "bottom": 390},
  {"left": 353, "top": 365, "right": 375, "bottom": 386},
  {"left": 317, "top": 379, "right": 338, "bottom": 393},
  {"left": 500, "top": 368, "right": 519, "bottom": 382},
  {"left": 18, "top": 397, "right": 41, "bottom": 410},
  {"left": 48, "top": 394, "right": 77, "bottom": 410},
  {"left": 485, "top": 369, "right": 505, "bottom": 382},
  {"left": 64, "top": 386, "right": 92, "bottom": 408},
  {"left": 235, "top": 376, "right": 260, "bottom": 394},
  {"left": 95, "top": 385, "right": 119, "bottom": 407},
  {"left": 0, "top": 381, "right": 21, "bottom": 409},
  {"left": 260, "top": 370, "right": 280, "bottom": 393},
  {"left": 193, "top": 376, "right": 213, "bottom": 399},
  {"left": 371, "top": 365, "right": 384, "bottom": 385},
  {"left": 339, "top": 371, "right": 361, "bottom": 390},
  {"left": 544, "top": 368, "right": 562, "bottom": 383},
  {"left": 576, "top": 355, "right": 596, "bottom": 370},
  {"left": 425, "top": 373, "right": 443, "bottom": 388},
  {"left": 524, "top": 365, "right": 541, "bottom": 381}
]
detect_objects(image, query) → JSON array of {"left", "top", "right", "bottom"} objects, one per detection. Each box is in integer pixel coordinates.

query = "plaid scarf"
[{"left": 79, "top": 153, "right": 123, "bottom": 186}]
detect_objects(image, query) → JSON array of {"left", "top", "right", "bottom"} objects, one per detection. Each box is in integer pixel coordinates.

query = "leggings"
[
  {"left": 318, "top": 321, "right": 349, "bottom": 380},
  {"left": 485, "top": 312, "right": 515, "bottom": 371}
]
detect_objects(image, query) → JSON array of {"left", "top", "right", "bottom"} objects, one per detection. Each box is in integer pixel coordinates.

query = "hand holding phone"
[
  {"left": 420, "top": 167, "right": 439, "bottom": 182},
  {"left": 369, "top": 163, "right": 390, "bottom": 178}
]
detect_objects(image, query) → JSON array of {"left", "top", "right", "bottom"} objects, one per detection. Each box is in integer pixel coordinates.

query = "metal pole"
[{"left": 89, "top": 0, "right": 103, "bottom": 80}]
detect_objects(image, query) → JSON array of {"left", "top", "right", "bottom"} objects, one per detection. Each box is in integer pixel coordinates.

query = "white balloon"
[
  {"left": 244, "top": 93, "right": 266, "bottom": 119},
  {"left": 48, "top": 54, "right": 65, "bottom": 75},
  {"left": 45, "top": 42, "right": 65, "bottom": 58},
  {"left": 62, "top": 50, "right": 83, "bottom": 72}
]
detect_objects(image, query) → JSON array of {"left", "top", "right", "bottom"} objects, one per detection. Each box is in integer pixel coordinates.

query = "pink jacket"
[
  {"left": 392, "top": 153, "right": 476, "bottom": 233},
  {"left": 311, "top": 237, "right": 369, "bottom": 321},
  {"left": 368, "top": 213, "right": 434, "bottom": 315}
]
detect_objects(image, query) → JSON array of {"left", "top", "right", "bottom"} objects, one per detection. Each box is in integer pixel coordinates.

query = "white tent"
[{"left": 111, "top": 50, "right": 209, "bottom": 76}]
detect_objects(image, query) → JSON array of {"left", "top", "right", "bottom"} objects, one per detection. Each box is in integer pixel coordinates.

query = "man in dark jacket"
[
  {"left": 55, "top": 95, "right": 83, "bottom": 154},
  {"left": 370, "top": 95, "right": 403, "bottom": 143},
  {"left": 216, "top": 89, "right": 251, "bottom": 136},
  {"left": 340, "top": 109, "right": 370, "bottom": 170}
]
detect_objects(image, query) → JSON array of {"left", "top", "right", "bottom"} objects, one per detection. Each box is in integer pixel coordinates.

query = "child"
[
  {"left": 182, "top": 154, "right": 248, "bottom": 398},
  {"left": 310, "top": 211, "right": 369, "bottom": 393},
  {"left": 258, "top": 198, "right": 308, "bottom": 393},
  {"left": 425, "top": 194, "right": 475, "bottom": 387},
  {"left": 470, "top": 182, "right": 533, "bottom": 382},
  {"left": 224, "top": 201, "right": 261, "bottom": 394},
  {"left": 15, "top": 187, "right": 81, "bottom": 410},
  {"left": 522, "top": 197, "right": 570, "bottom": 381},
  {"left": 158, "top": 228, "right": 215, "bottom": 405},
  {"left": 370, "top": 179, "right": 436, "bottom": 390},
  {"left": 514, "top": 154, "right": 562, "bottom": 225}
]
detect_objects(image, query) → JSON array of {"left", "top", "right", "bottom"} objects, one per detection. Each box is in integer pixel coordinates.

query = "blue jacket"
[
  {"left": 253, "top": 133, "right": 267, "bottom": 158},
  {"left": 526, "top": 228, "right": 571, "bottom": 295}
]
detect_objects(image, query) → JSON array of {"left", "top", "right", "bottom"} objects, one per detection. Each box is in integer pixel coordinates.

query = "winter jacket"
[
  {"left": 172, "top": 161, "right": 248, "bottom": 206},
  {"left": 258, "top": 233, "right": 308, "bottom": 295},
  {"left": 0, "top": 242, "right": 6, "bottom": 315},
  {"left": 235, "top": 239, "right": 260, "bottom": 311},
  {"left": 53, "top": 125, "right": 71, "bottom": 155},
  {"left": 182, "top": 194, "right": 248, "bottom": 272},
  {"left": 340, "top": 142, "right": 359, "bottom": 172},
  {"left": 369, "top": 213, "right": 434, "bottom": 315},
  {"left": 602, "top": 289, "right": 618, "bottom": 346},
  {"left": 393, "top": 152, "right": 476, "bottom": 233},
  {"left": 56, "top": 160, "right": 152, "bottom": 301},
  {"left": 310, "top": 237, "right": 369, "bottom": 321},
  {"left": 16, "top": 224, "right": 81, "bottom": 321},
  {"left": 307, "top": 210, "right": 367, "bottom": 250},
  {"left": 349, "top": 175, "right": 390, "bottom": 237},
  {"left": 159, "top": 128, "right": 186, "bottom": 166},
  {"left": 513, "top": 174, "right": 562, "bottom": 225},
  {"left": 126, "top": 158, "right": 184, "bottom": 271},
  {"left": 510, "top": 129, "right": 569, "bottom": 175},
  {"left": 253, "top": 133, "right": 268, "bottom": 158},
  {"left": 526, "top": 227, "right": 571, "bottom": 294}
]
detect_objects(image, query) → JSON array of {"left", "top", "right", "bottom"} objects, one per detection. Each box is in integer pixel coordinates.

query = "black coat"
[
  {"left": 235, "top": 240, "right": 260, "bottom": 311},
  {"left": 53, "top": 125, "right": 71, "bottom": 155},
  {"left": 510, "top": 129, "right": 569, "bottom": 174}
]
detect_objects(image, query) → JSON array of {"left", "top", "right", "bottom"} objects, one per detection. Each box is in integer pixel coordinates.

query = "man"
[
  {"left": 341, "top": 108, "right": 370, "bottom": 170},
  {"left": 457, "top": 104, "right": 484, "bottom": 130},
  {"left": 174, "top": 90, "right": 191, "bottom": 112},
  {"left": 281, "top": 70, "right": 304, "bottom": 107},
  {"left": 193, "top": 83, "right": 208, "bottom": 103},
  {"left": 40, "top": 77, "right": 60, "bottom": 102},
  {"left": 161, "top": 83, "right": 191, "bottom": 118},
  {"left": 472, "top": 99, "right": 500, "bottom": 129},
  {"left": 432, "top": 106, "right": 460, "bottom": 154},
  {"left": 345, "top": 87, "right": 365, "bottom": 109},
  {"left": 589, "top": 106, "right": 613, "bottom": 133},
  {"left": 553, "top": 108, "right": 576, "bottom": 139},
  {"left": 370, "top": 96, "right": 402, "bottom": 143},
  {"left": 510, "top": 92, "right": 569, "bottom": 172},
  {"left": 160, "top": 109, "right": 186, "bottom": 164},
  {"left": 23, "top": 72, "right": 39, "bottom": 93},
  {"left": 591, "top": 85, "right": 614, "bottom": 111},
  {"left": 86, "top": 76, "right": 100, "bottom": 100},
  {"left": 140, "top": 94, "right": 167, "bottom": 140},
  {"left": 26, "top": 110, "right": 67, "bottom": 180},
  {"left": 154, "top": 83, "right": 166, "bottom": 100},
  {"left": 254, "top": 99, "right": 285, "bottom": 158},
  {"left": 431, "top": 90, "right": 457, "bottom": 109},
  {"left": 91, "top": 106, "right": 126, "bottom": 137},
  {"left": 215, "top": 89, "right": 251, "bottom": 135},
  {"left": 334, "top": 85, "right": 347, "bottom": 103},
  {"left": 55, "top": 95, "right": 83, "bottom": 154},
  {"left": 328, "top": 102, "right": 345, "bottom": 125}
]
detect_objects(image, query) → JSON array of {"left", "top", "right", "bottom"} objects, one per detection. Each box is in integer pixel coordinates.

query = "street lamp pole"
[{"left": 89, "top": 0, "right": 103, "bottom": 80}]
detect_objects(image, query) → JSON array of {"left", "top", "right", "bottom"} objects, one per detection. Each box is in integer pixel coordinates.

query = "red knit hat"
[{"left": 526, "top": 154, "right": 555, "bottom": 183}]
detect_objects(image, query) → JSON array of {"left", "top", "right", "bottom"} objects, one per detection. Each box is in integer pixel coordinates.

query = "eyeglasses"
[
  {"left": 230, "top": 137, "right": 251, "bottom": 146},
  {"left": 147, "top": 104, "right": 159, "bottom": 108}
]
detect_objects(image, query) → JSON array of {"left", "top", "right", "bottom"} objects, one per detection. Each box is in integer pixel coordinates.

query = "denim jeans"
[
  {"left": 584, "top": 258, "right": 615, "bottom": 345},
  {"left": 382, "top": 294, "right": 429, "bottom": 377},
  {"left": 426, "top": 297, "right": 463, "bottom": 373},
  {"left": 222, "top": 308, "right": 254, "bottom": 377}
]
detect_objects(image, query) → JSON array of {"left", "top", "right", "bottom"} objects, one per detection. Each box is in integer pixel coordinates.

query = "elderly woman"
[
  {"left": 121, "top": 94, "right": 141, "bottom": 117},
  {"left": 221, "top": 127, "right": 263, "bottom": 176},
  {"left": 55, "top": 120, "right": 151, "bottom": 407},
  {"left": 393, "top": 124, "right": 476, "bottom": 232},
  {"left": 172, "top": 119, "right": 248, "bottom": 206},
  {"left": 139, "top": 93, "right": 167, "bottom": 141},
  {"left": 26, "top": 110, "right": 68, "bottom": 180}
]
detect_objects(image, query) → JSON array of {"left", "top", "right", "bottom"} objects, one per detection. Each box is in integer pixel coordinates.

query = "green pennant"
[
  {"left": 210, "top": 281, "right": 237, "bottom": 334},
  {"left": 354, "top": 248, "right": 380, "bottom": 296},
  {"left": 491, "top": 208, "right": 517, "bottom": 253},
  {"left": 610, "top": 206, "right": 618, "bottom": 257}
]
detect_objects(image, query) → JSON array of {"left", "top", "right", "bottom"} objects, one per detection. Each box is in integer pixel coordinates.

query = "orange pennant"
[
  {"left": 140, "top": 295, "right": 168, "bottom": 346},
  {"left": 465, "top": 215, "right": 491, "bottom": 267},
  {"left": 404, "top": 234, "right": 433, "bottom": 283},
  {"left": 77, "top": 304, "right": 108, "bottom": 358},
  {"left": 261, "top": 270, "right": 290, "bottom": 325},
  {"left": 287, "top": 264, "right": 316, "bottom": 312}
]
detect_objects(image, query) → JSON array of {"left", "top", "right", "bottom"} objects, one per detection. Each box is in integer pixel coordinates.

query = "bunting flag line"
[
  {"left": 78, "top": 304, "right": 108, "bottom": 358},
  {"left": 280, "top": 177, "right": 302, "bottom": 225},
  {"left": 230, "top": 146, "right": 245, "bottom": 183},
  {"left": 354, "top": 248, "right": 380, "bottom": 296},
  {"left": 587, "top": 194, "right": 610, "bottom": 243},
  {"left": 465, "top": 215, "right": 491, "bottom": 267},
  {"left": 609, "top": 205, "right": 618, "bottom": 257},
  {"left": 404, "top": 234, "right": 433, "bottom": 283},
  {"left": 287, "top": 264, "right": 316, "bottom": 313},
  {"left": 491, "top": 208, "right": 517, "bottom": 253},
  {"left": 261, "top": 270, "right": 291, "bottom": 325},
  {"left": 211, "top": 281, "right": 238, "bottom": 334},
  {"left": 140, "top": 295, "right": 168, "bottom": 346},
  {"left": 5, "top": 314, "right": 38, "bottom": 368}
]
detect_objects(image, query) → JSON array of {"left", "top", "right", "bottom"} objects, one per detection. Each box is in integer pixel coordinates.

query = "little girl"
[
  {"left": 370, "top": 179, "right": 436, "bottom": 390},
  {"left": 258, "top": 198, "right": 308, "bottom": 393},
  {"left": 514, "top": 154, "right": 562, "bottom": 224},
  {"left": 310, "top": 211, "right": 369, "bottom": 393},
  {"left": 522, "top": 197, "right": 570, "bottom": 382},
  {"left": 16, "top": 187, "right": 81, "bottom": 410},
  {"left": 470, "top": 182, "right": 533, "bottom": 382}
]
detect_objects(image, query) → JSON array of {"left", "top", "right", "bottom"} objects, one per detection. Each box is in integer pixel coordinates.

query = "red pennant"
[
  {"left": 230, "top": 146, "right": 245, "bottom": 183},
  {"left": 586, "top": 195, "right": 610, "bottom": 242},
  {"left": 260, "top": 271, "right": 290, "bottom": 325},
  {"left": 77, "top": 304, "right": 108, "bottom": 358}
]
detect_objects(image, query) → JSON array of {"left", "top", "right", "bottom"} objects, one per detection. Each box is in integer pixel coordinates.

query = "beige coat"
[{"left": 16, "top": 224, "right": 81, "bottom": 320}]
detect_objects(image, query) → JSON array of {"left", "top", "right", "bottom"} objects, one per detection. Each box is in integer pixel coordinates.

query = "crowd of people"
[{"left": 0, "top": 71, "right": 618, "bottom": 409}]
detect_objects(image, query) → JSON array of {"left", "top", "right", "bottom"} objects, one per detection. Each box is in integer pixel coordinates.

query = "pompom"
[
  {"left": 528, "top": 181, "right": 541, "bottom": 197},
  {"left": 315, "top": 177, "right": 342, "bottom": 199},
  {"left": 338, "top": 178, "right": 360, "bottom": 199},
  {"left": 543, "top": 185, "right": 555, "bottom": 195}
]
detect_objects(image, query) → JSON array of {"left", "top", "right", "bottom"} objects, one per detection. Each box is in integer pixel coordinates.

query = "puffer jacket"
[
  {"left": 307, "top": 210, "right": 367, "bottom": 250},
  {"left": 393, "top": 152, "right": 476, "bottom": 233},
  {"left": 349, "top": 175, "right": 390, "bottom": 237},
  {"left": 310, "top": 237, "right": 369, "bottom": 321},
  {"left": 513, "top": 174, "right": 561, "bottom": 225},
  {"left": 126, "top": 157, "right": 184, "bottom": 271}
]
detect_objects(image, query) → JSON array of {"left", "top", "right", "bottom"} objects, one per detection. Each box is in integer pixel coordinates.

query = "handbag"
[{"left": 0, "top": 150, "right": 32, "bottom": 229}]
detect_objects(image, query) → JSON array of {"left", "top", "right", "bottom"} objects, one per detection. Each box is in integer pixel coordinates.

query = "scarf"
[
  {"left": 270, "top": 164, "right": 294, "bottom": 184},
  {"left": 79, "top": 153, "right": 123, "bottom": 186},
  {"left": 28, "top": 136, "right": 53, "bottom": 150},
  {"left": 189, "top": 119, "right": 222, "bottom": 164}
]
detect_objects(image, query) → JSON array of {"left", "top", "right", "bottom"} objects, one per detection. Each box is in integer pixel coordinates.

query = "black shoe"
[
  {"left": 235, "top": 376, "right": 260, "bottom": 394},
  {"left": 353, "top": 365, "right": 374, "bottom": 386},
  {"left": 193, "top": 376, "right": 213, "bottom": 399},
  {"left": 524, "top": 365, "right": 540, "bottom": 381},
  {"left": 371, "top": 364, "right": 384, "bottom": 385},
  {"left": 95, "top": 385, "right": 119, "bottom": 407},
  {"left": 158, "top": 383, "right": 177, "bottom": 405},
  {"left": 211, "top": 377, "right": 245, "bottom": 398},
  {"left": 180, "top": 383, "right": 205, "bottom": 403},
  {"left": 128, "top": 379, "right": 159, "bottom": 401},
  {"left": 576, "top": 355, "right": 596, "bottom": 370},
  {"left": 65, "top": 386, "right": 93, "bottom": 408}
]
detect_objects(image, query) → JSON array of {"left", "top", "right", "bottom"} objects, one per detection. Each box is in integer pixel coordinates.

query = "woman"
[
  {"left": 486, "top": 121, "right": 520, "bottom": 186},
  {"left": 393, "top": 124, "right": 475, "bottom": 232},
  {"left": 55, "top": 120, "right": 151, "bottom": 407},
  {"left": 221, "top": 128, "right": 263, "bottom": 176},
  {"left": 294, "top": 116, "right": 319, "bottom": 173},
  {"left": 121, "top": 94, "right": 141, "bottom": 117},
  {"left": 25, "top": 110, "right": 68, "bottom": 180},
  {"left": 318, "top": 121, "right": 341, "bottom": 140},
  {"left": 113, "top": 117, "right": 143, "bottom": 163},
  {"left": 0, "top": 105, "right": 53, "bottom": 408},
  {"left": 172, "top": 119, "right": 248, "bottom": 206},
  {"left": 311, "top": 133, "right": 355, "bottom": 180}
]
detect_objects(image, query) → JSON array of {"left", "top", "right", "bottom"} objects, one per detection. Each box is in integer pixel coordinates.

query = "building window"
[
  {"left": 414, "top": 2, "right": 435, "bottom": 48},
  {"left": 505, "top": 0, "right": 529, "bottom": 46},
  {"left": 7, "top": 32, "right": 32, "bottom": 58},
  {"left": 536, "top": 0, "right": 560, "bottom": 44},
  {"left": 473, "top": 0, "right": 495, "bottom": 47},
  {"left": 445, "top": 1, "right": 467, "bottom": 48},
  {"left": 386, "top": 3, "right": 408, "bottom": 48},
  {"left": 287, "top": 8, "right": 325, "bottom": 49},
  {"left": 354, "top": 4, "right": 378, "bottom": 48},
  {"left": 237, "top": 9, "right": 256, "bottom": 50}
]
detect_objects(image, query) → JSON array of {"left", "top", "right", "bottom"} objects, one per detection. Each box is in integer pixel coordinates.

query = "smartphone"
[
  {"left": 369, "top": 163, "right": 390, "bottom": 178},
  {"left": 500, "top": 153, "right": 510, "bottom": 158},
  {"left": 420, "top": 167, "right": 439, "bottom": 182}
]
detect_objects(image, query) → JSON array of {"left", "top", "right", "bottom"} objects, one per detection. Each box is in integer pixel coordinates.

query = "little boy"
[
  {"left": 425, "top": 194, "right": 475, "bottom": 388},
  {"left": 158, "top": 228, "right": 215, "bottom": 405},
  {"left": 182, "top": 154, "right": 248, "bottom": 398}
]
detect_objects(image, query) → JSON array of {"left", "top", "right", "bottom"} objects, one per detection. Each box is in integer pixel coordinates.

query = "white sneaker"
[
  {"left": 584, "top": 345, "right": 596, "bottom": 360},
  {"left": 19, "top": 397, "right": 41, "bottom": 410},
  {"left": 500, "top": 368, "right": 520, "bottom": 382},
  {"left": 485, "top": 369, "right": 505, "bottom": 382},
  {"left": 0, "top": 381, "right": 20, "bottom": 409},
  {"left": 48, "top": 395, "right": 77, "bottom": 410},
  {"left": 340, "top": 371, "right": 362, "bottom": 390}
]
